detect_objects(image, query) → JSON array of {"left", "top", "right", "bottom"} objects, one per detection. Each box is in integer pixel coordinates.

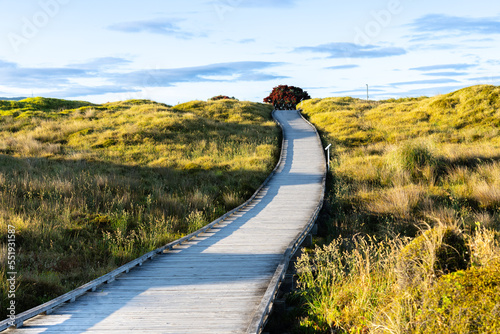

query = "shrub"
[
  {"left": 416, "top": 261, "right": 500, "bottom": 334},
  {"left": 208, "top": 95, "right": 237, "bottom": 101},
  {"left": 397, "top": 226, "right": 469, "bottom": 290},
  {"left": 387, "top": 142, "right": 437, "bottom": 182},
  {"left": 263, "top": 85, "right": 310, "bottom": 110}
]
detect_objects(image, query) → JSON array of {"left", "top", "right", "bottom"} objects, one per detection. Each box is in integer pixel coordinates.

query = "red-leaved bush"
[{"left": 263, "top": 85, "right": 310, "bottom": 110}]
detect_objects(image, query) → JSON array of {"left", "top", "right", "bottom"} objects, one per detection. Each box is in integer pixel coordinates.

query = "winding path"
[{"left": 3, "top": 109, "right": 326, "bottom": 333}]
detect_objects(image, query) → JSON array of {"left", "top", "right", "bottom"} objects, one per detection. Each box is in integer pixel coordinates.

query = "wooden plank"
[{"left": 2, "top": 110, "right": 326, "bottom": 334}]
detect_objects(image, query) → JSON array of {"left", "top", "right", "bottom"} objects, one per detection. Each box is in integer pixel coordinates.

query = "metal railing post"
[{"left": 325, "top": 144, "right": 331, "bottom": 170}]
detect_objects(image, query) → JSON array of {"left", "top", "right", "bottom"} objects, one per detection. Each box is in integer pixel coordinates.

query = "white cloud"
[{"left": 296, "top": 43, "right": 406, "bottom": 59}]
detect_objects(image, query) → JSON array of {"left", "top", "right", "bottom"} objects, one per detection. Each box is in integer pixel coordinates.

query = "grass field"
[
  {"left": 0, "top": 97, "right": 279, "bottom": 319},
  {"left": 291, "top": 85, "right": 500, "bottom": 333}
]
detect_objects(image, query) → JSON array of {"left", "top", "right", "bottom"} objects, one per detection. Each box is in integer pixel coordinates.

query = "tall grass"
[
  {"left": 0, "top": 97, "right": 278, "bottom": 318},
  {"left": 292, "top": 85, "right": 500, "bottom": 333}
]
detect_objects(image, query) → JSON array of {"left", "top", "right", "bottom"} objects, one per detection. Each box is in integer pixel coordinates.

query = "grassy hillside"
[
  {"left": 0, "top": 97, "right": 278, "bottom": 318},
  {"left": 292, "top": 85, "right": 500, "bottom": 333}
]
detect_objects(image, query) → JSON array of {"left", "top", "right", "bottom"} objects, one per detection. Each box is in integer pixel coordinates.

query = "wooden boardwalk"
[{"left": 3, "top": 109, "right": 326, "bottom": 333}]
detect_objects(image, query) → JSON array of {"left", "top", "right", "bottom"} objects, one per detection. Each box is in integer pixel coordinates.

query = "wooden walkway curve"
[{"left": 3, "top": 109, "right": 326, "bottom": 333}]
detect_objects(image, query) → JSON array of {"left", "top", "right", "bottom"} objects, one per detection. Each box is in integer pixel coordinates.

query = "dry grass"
[
  {"left": 293, "top": 85, "right": 500, "bottom": 333},
  {"left": 365, "top": 185, "right": 425, "bottom": 219}
]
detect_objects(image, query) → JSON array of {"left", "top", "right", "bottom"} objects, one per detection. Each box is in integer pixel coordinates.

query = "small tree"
[
  {"left": 263, "top": 85, "right": 310, "bottom": 110},
  {"left": 209, "top": 95, "right": 238, "bottom": 101}
]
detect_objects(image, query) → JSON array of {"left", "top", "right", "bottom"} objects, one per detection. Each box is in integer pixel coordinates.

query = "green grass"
[
  {"left": 292, "top": 85, "right": 500, "bottom": 333},
  {"left": 0, "top": 97, "right": 279, "bottom": 319}
]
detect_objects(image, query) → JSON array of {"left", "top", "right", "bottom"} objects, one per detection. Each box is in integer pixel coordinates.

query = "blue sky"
[{"left": 0, "top": 0, "right": 499, "bottom": 104}]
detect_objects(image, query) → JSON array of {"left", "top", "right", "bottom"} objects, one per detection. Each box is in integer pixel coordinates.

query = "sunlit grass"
[
  {"left": 294, "top": 85, "right": 500, "bottom": 333},
  {"left": 0, "top": 97, "right": 278, "bottom": 318}
]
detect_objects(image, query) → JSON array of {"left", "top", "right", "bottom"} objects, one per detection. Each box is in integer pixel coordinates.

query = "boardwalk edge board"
[
  {"left": 246, "top": 109, "right": 327, "bottom": 334},
  {"left": 0, "top": 109, "right": 288, "bottom": 332}
]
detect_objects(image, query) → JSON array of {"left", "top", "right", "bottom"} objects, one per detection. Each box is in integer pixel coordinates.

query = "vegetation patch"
[
  {"left": 285, "top": 85, "right": 500, "bottom": 333},
  {"left": 416, "top": 261, "right": 500, "bottom": 334}
]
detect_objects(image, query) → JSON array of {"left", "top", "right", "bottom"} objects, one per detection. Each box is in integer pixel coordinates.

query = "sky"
[{"left": 0, "top": 0, "right": 500, "bottom": 104}]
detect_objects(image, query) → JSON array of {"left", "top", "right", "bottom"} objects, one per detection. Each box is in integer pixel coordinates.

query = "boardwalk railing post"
[{"left": 325, "top": 144, "right": 331, "bottom": 170}]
